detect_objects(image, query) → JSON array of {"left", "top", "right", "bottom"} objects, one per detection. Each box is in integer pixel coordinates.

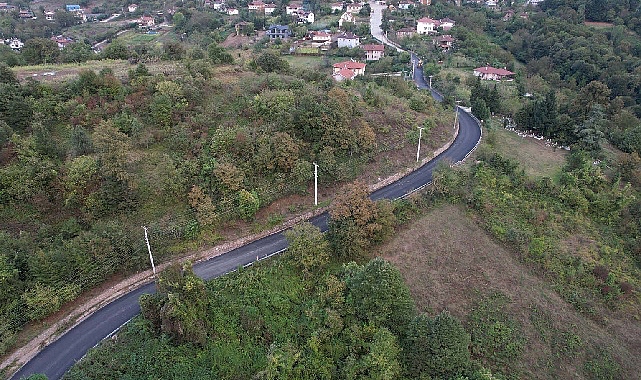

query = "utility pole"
[
  {"left": 313, "top": 162, "right": 318, "bottom": 206},
  {"left": 416, "top": 127, "right": 424, "bottom": 162},
  {"left": 428, "top": 75, "right": 433, "bottom": 88},
  {"left": 454, "top": 100, "right": 461, "bottom": 130},
  {"left": 142, "top": 226, "right": 156, "bottom": 277}
]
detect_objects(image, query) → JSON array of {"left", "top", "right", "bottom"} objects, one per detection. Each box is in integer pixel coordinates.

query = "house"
[
  {"left": 138, "top": 15, "right": 155, "bottom": 28},
  {"left": 416, "top": 17, "right": 439, "bottom": 34},
  {"left": 128, "top": 4, "right": 138, "bottom": 12},
  {"left": 248, "top": 1, "right": 264, "bottom": 11},
  {"left": 19, "top": 9, "right": 34, "bottom": 18},
  {"left": 502, "top": 10, "right": 514, "bottom": 21},
  {"left": 0, "top": 3, "right": 16, "bottom": 12},
  {"left": 473, "top": 66, "right": 515, "bottom": 81},
  {"left": 434, "top": 34, "right": 454, "bottom": 50},
  {"left": 6, "top": 38, "right": 24, "bottom": 51},
  {"left": 419, "top": 0, "right": 431, "bottom": 4},
  {"left": 398, "top": 1, "right": 412, "bottom": 9},
  {"left": 235, "top": 21, "right": 254, "bottom": 36},
  {"left": 264, "top": 3, "right": 277, "bottom": 14},
  {"left": 485, "top": 0, "right": 498, "bottom": 10},
  {"left": 66, "top": 4, "right": 81, "bottom": 12},
  {"left": 267, "top": 24, "right": 291, "bottom": 39},
  {"left": 296, "top": 11, "right": 314, "bottom": 24},
  {"left": 332, "top": 60, "right": 366, "bottom": 81},
  {"left": 311, "top": 31, "right": 332, "bottom": 43},
  {"left": 439, "top": 17, "right": 455, "bottom": 30},
  {"left": 226, "top": 7, "right": 239, "bottom": 15},
  {"left": 362, "top": 44, "right": 385, "bottom": 61},
  {"left": 286, "top": 2, "right": 303, "bottom": 15},
  {"left": 44, "top": 10, "right": 55, "bottom": 20},
  {"left": 212, "top": 1, "right": 225, "bottom": 10},
  {"left": 331, "top": 3, "right": 343, "bottom": 12},
  {"left": 338, "top": 11, "right": 355, "bottom": 28},
  {"left": 346, "top": 2, "right": 362, "bottom": 13},
  {"left": 396, "top": 27, "right": 415, "bottom": 38},
  {"left": 337, "top": 32, "right": 360, "bottom": 48},
  {"left": 52, "top": 35, "right": 74, "bottom": 49}
]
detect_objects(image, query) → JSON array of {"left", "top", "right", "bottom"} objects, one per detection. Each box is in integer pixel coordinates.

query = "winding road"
[{"left": 9, "top": 9, "right": 482, "bottom": 380}]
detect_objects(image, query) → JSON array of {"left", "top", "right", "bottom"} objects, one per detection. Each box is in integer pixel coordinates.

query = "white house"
[
  {"left": 473, "top": 66, "right": 515, "bottom": 81},
  {"left": 44, "top": 10, "right": 55, "bottom": 20},
  {"left": 398, "top": 1, "right": 412, "bottom": 9},
  {"left": 264, "top": 3, "right": 277, "bottom": 14},
  {"left": 286, "top": 2, "right": 303, "bottom": 14},
  {"left": 331, "top": 3, "right": 343, "bottom": 12},
  {"left": 439, "top": 17, "right": 455, "bottom": 30},
  {"left": 346, "top": 2, "right": 362, "bottom": 13},
  {"left": 227, "top": 7, "right": 239, "bottom": 15},
  {"left": 416, "top": 17, "right": 439, "bottom": 34},
  {"left": 338, "top": 11, "right": 355, "bottom": 27},
  {"left": 7, "top": 38, "right": 24, "bottom": 50},
  {"left": 297, "top": 11, "right": 314, "bottom": 23},
  {"left": 311, "top": 31, "right": 332, "bottom": 43},
  {"left": 337, "top": 32, "right": 360, "bottom": 48},
  {"left": 128, "top": 4, "right": 138, "bottom": 12},
  {"left": 212, "top": 0, "right": 225, "bottom": 10},
  {"left": 248, "top": 1, "right": 264, "bottom": 11},
  {"left": 362, "top": 44, "right": 385, "bottom": 61},
  {"left": 138, "top": 15, "right": 155, "bottom": 27}
]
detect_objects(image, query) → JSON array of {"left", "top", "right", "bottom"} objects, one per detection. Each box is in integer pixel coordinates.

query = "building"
[
  {"left": 362, "top": 44, "right": 385, "bottom": 60},
  {"left": 267, "top": 24, "right": 291, "bottom": 39},
  {"left": 332, "top": 60, "right": 366, "bottom": 81},
  {"left": 337, "top": 32, "right": 360, "bottom": 48},
  {"left": 473, "top": 66, "right": 515, "bottom": 81},
  {"left": 226, "top": 8, "right": 239, "bottom": 15},
  {"left": 439, "top": 17, "right": 455, "bottom": 30},
  {"left": 248, "top": 1, "right": 265, "bottom": 11},
  {"left": 65, "top": 4, "right": 81, "bottom": 12},
  {"left": 338, "top": 11, "right": 355, "bottom": 28},
  {"left": 434, "top": 34, "right": 454, "bottom": 50},
  {"left": 311, "top": 31, "right": 332, "bottom": 43},
  {"left": 396, "top": 27, "right": 415, "bottom": 38},
  {"left": 296, "top": 11, "right": 314, "bottom": 24},
  {"left": 398, "top": 1, "right": 412, "bottom": 9},
  {"left": 346, "top": 2, "right": 362, "bottom": 13},
  {"left": 44, "top": 10, "right": 55, "bottom": 20},
  {"left": 52, "top": 35, "right": 74, "bottom": 49},
  {"left": 416, "top": 17, "right": 439, "bottom": 34},
  {"left": 5, "top": 38, "right": 24, "bottom": 51},
  {"left": 419, "top": 0, "right": 431, "bottom": 4},
  {"left": 138, "top": 15, "right": 155, "bottom": 28},
  {"left": 286, "top": 2, "right": 303, "bottom": 14},
  {"left": 128, "top": 4, "right": 138, "bottom": 12},
  {"left": 264, "top": 3, "right": 277, "bottom": 14},
  {"left": 331, "top": 3, "right": 343, "bottom": 12}
]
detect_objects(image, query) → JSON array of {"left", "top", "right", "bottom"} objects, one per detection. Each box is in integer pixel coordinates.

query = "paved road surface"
[{"left": 9, "top": 25, "right": 481, "bottom": 380}]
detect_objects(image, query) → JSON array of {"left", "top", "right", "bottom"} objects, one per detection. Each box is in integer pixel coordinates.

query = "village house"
[
  {"left": 226, "top": 7, "right": 239, "bottom": 15},
  {"left": 416, "top": 17, "right": 439, "bottom": 34},
  {"left": 338, "top": 11, "right": 355, "bottom": 28},
  {"left": 3, "top": 38, "right": 24, "bottom": 51},
  {"left": 419, "top": 0, "right": 431, "bottom": 4},
  {"left": 267, "top": 24, "right": 291, "bottom": 39},
  {"left": 346, "top": 2, "right": 362, "bottom": 13},
  {"left": 286, "top": 2, "right": 303, "bottom": 15},
  {"left": 0, "top": 3, "right": 16, "bottom": 12},
  {"left": 264, "top": 3, "right": 277, "bottom": 14},
  {"left": 362, "top": 44, "right": 385, "bottom": 61},
  {"left": 128, "top": 4, "right": 138, "bottom": 12},
  {"left": 439, "top": 17, "right": 455, "bottom": 30},
  {"left": 332, "top": 60, "right": 366, "bottom": 81},
  {"left": 235, "top": 21, "right": 254, "bottom": 36},
  {"left": 473, "top": 66, "right": 515, "bottom": 81},
  {"left": 311, "top": 31, "right": 332, "bottom": 44},
  {"left": 398, "top": 1, "right": 412, "bottom": 10},
  {"left": 44, "top": 10, "right": 55, "bottom": 20},
  {"left": 137, "top": 15, "right": 155, "bottom": 28},
  {"left": 337, "top": 32, "right": 360, "bottom": 48},
  {"left": 395, "top": 27, "right": 415, "bottom": 38},
  {"left": 248, "top": 1, "right": 265, "bottom": 11},
  {"left": 296, "top": 11, "right": 314, "bottom": 24},
  {"left": 51, "top": 35, "right": 74, "bottom": 49},
  {"left": 331, "top": 3, "right": 343, "bottom": 12},
  {"left": 434, "top": 34, "right": 454, "bottom": 51},
  {"left": 211, "top": 0, "right": 225, "bottom": 11}
]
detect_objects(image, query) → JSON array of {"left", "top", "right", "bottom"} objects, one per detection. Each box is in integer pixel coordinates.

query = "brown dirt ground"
[{"left": 379, "top": 204, "right": 641, "bottom": 379}]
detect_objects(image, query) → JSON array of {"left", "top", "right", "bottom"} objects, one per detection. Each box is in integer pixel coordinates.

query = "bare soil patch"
[{"left": 380, "top": 204, "right": 641, "bottom": 379}]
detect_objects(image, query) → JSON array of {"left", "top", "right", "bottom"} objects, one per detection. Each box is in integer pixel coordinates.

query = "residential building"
[
  {"left": 264, "top": 3, "right": 277, "bottom": 14},
  {"left": 52, "top": 35, "right": 74, "bottom": 49},
  {"left": 44, "top": 10, "right": 55, "bottom": 20},
  {"left": 267, "top": 24, "right": 292, "bottom": 39},
  {"left": 434, "top": 34, "right": 454, "bottom": 50},
  {"left": 338, "top": 11, "right": 355, "bottom": 28},
  {"left": 337, "top": 32, "right": 360, "bottom": 48},
  {"left": 311, "top": 31, "right": 332, "bottom": 43},
  {"left": 332, "top": 60, "right": 366, "bottom": 81},
  {"left": 419, "top": 0, "right": 431, "bottom": 4},
  {"left": 248, "top": 1, "right": 265, "bottom": 11},
  {"left": 227, "top": 7, "right": 239, "bottom": 15},
  {"left": 346, "top": 2, "right": 362, "bottom": 13},
  {"left": 7, "top": 38, "right": 24, "bottom": 50},
  {"left": 473, "top": 66, "right": 514, "bottom": 80},
  {"left": 286, "top": 2, "right": 303, "bottom": 15},
  {"left": 296, "top": 11, "right": 314, "bottom": 23},
  {"left": 331, "top": 3, "right": 343, "bottom": 12},
  {"left": 65, "top": 4, "right": 81, "bottom": 12},
  {"left": 138, "top": 15, "right": 155, "bottom": 27},
  {"left": 128, "top": 4, "right": 138, "bottom": 12},
  {"left": 396, "top": 27, "right": 415, "bottom": 38},
  {"left": 362, "top": 44, "right": 385, "bottom": 60},
  {"left": 398, "top": 1, "right": 412, "bottom": 9},
  {"left": 416, "top": 17, "right": 439, "bottom": 34},
  {"left": 439, "top": 17, "right": 455, "bottom": 30}
]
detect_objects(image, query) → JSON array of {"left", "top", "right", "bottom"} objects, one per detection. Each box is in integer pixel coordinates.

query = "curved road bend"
[{"left": 10, "top": 33, "right": 482, "bottom": 380}]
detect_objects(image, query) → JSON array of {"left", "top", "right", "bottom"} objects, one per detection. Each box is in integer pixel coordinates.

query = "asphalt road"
[{"left": 9, "top": 48, "right": 482, "bottom": 380}]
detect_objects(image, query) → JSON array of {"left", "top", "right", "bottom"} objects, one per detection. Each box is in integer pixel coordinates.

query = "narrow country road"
[{"left": 8, "top": 12, "right": 482, "bottom": 380}]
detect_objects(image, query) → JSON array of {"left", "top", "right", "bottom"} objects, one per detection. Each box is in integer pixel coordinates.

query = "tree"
[
  {"left": 102, "top": 40, "right": 129, "bottom": 60},
  {"left": 343, "top": 325, "right": 402, "bottom": 380},
  {"left": 21, "top": 38, "right": 60, "bottom": 65},
  {"left": 0, "top": 63, "right": 18, "bottom": 85},
  {"left": 327, "top": 181, "right": 396, "bottom": 258},
  {"left": 139, "top": 262, "right": 210, "bottom": 346},
  {"left": 343, "top": 258, "right": 415, "bottom": 337},
  {"left": 60, "top": 42, "right": 93, "bottom": 63},
  {"left": 404, "top": 312, "right": 471, "bottom": 379},
  {"left": 284, "top": 222, "right": 330, "bottom": 276},
  {"left": 237, "top": 189, "right": 260, "bottom": 221},
  {"left": 253, "top": 51, "right": 289, "bottom": 73},
  {"left": 207, "top": 42, "right": 233, "bottom": 64}
]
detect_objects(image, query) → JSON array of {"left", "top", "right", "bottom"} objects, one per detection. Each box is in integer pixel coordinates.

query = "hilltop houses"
[
  {"left": 416, "top": 17, "right": 438, "bottom": 34},
  {"left": 333, "top": 60, "right": 366, "bottom": 81}
]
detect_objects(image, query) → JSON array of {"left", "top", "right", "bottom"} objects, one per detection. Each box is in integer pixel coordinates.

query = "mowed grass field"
[{"left": 380, "top": 204, "right": 641, "bottom": 379}]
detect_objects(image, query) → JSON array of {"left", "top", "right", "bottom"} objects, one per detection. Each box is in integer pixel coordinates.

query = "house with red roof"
[
  {"left": 473, "top": 66, "right": 515, "bottom": 81},
  {"left": 332, "top": 60, "right": 366, "bottom": 81},
  {"left": 434, "top": 34, "right": 454, "bottom": 51},
  {"left": 362, "top": 44, "right": 385, "bottom": 61}
]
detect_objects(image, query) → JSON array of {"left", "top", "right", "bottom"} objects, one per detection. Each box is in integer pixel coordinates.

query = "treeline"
[
  {"left": 64, "top": 184, "right": 505, "bottom": 379},
  {"left": 0, "top": 54, "right": 443, "bottom": 355}
]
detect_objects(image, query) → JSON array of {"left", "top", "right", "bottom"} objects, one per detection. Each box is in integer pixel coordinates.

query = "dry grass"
[{"left": 379, "top": 204, "right": 641, "bottom": 379}]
